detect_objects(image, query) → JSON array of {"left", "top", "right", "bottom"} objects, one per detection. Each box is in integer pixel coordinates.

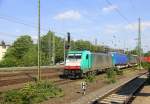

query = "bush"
[
  {"left": 2, "top": 90, "right": 23, "bottom": 104},
  {"left": 1, "top": 80, "right": 64, "bottom": 104},
  {"left": 141, "top": 62, "right": 150, "bottom": 69},
  {"left": 85, "top": 74, "right": 96, "bottom": 83},
  {"left": 22, "top": 46, "right": 38, "bottom": 66},
  {"left": 106, "top": 67, "right": 117, "bottom": 83},
  {"left": 141, "top": 62, "right": 150, "bottom": 84},
  {"left": 114, "top": 67, "right": 123, "bottom": 75},
  {"left": 146, "top": 68, "right": 150, "bottom": 84},
  {"left": 0, "top": 57, "right": 18, "bottom": 67}
]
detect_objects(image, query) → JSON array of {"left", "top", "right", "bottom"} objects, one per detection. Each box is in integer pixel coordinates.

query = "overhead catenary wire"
[
  {"left": 104, "top": 0, "right": 131, "bottom": 24},
  {"left": 0, "top": 15, "right": 76, "bottom": 38},
  {"left": 0, "top": 1, "right": 139, "bottom": 51},
  {"left": 0, "top": 32, "right": 20, "bottom": 38},
  {"left": 129, "top": 0, "right": 136, "bottom": 12},
  {"left": 105, "top": 0, "right": 139, "bottom": 32},
  {"left": 0, "top": 15, "right": 49, "bottom": 32},
  {"left": 0, "top": 15, "right": 90, "bottom": 41},
  {"left": 0, "top": 31, "right": 38, "bottom": 41},
  {"left": 104, "top": 0, "right": 140, "bottom": 50}
]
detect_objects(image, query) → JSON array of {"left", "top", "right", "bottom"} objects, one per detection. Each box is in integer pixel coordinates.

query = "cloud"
[
  {"left": 126, "top": 21, "right": 150, "bottom": 31},
  {"left": 103, "top": 24, "right": 123, "bottom": 34},
  {"left": 102, "top": 5, "right": 118, "bottom": 13},
  {"left": 54, "top": 10, "right": 81, "bottom": 21},
  {"left": 103, "top": 21, "right": 150, "bottom": 34}
]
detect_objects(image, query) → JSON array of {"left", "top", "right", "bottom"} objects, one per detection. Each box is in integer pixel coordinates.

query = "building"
[{"left": 0, "top": 41, "right": 10, "bottom": 61}]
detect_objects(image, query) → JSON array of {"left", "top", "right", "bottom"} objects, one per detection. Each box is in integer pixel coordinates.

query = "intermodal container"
[
  {"left": 111, "top": 52, "right": 128, "bottom": 65},
  {"left": 143, "top": 56, "right": 150, "bottom": 63}
]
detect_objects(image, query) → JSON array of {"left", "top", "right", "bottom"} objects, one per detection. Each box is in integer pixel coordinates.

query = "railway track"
[
  {"left": 0, "top": 67, "right": 80, "bottom": 92},
  {"left": 0, "top": 73, "right": 61, "bottom": 87},
  {"left": 0, "top": 65, "right": 64, "bottom": 72},
  {"left": 92, "top": 73, "right": 147, "bottom": 104},
  {"left": 0, "top": 78, "right": 79, "bottom": 93},
  {"left": 0, "top": 68, "right": 63, "bottom": 86}
]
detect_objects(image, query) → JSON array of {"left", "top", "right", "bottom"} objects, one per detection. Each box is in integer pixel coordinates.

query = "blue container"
[{"left": 111, "top": 52, "right": 128, "bottom": 65}]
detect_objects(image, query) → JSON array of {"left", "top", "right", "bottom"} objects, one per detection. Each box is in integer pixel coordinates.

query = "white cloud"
[
  {"left": 103, "top": 24, "right": 123, "bottom": 34},
  {"left": 126, "top": 21, "right": 150, "bottom": 31},
  {"left": 126, "top": 23, "right": 137, "bottom": 31},
  {"left": 54, "top": 10, "right": 81, "bottom": 21},
  {"left": 103, "top": 21, "right": 150, "bottom": 34},
  {"left": 102, "top": 5, "right": 118, "bottom": 13}
]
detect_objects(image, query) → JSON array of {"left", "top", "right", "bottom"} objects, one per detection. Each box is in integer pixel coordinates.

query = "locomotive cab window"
[
  {"left": 67, "top": 54, "right": 81, "bottom": 60},
  {"left": 86, "top": 54, "right": 89, "bottom": 59}
]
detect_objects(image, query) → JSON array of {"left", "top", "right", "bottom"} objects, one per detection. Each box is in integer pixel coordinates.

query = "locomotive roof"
[{"left": 67, "top": 50, "right": 90, "bottom": 54}]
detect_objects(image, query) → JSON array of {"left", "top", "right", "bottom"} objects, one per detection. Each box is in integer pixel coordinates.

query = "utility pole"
[
  {"left": 89, "top": 41, "right": 91, "bottom": 51},
  {"left": 113, "top": 35, "right": 116, "bottom": 50},
  {"left": 138, "top": 17, "right": 142, "bottom": 69},
  {"left": 72, "top": 37, "right": 75, "bottom": 50},
  {"left": 124, "top": 40, "right": 126, "bottom": 54},
  {"left": 48, "top": 33, "right": 51, "bottom": 65},
  {"left": 95, "top": 38, "right": 97, "bottom": 45},
  {"left": 64, "top": 37, "right": 66, "bottom": 64},
  {"left": 95, "top": 38, "right": 97, "bottom": 52},
  {"left": 52, "top": 34, "right": 55, "bottom": 65},
  {"left": 38, "top": 0, "right": 41, "bottom": 80}
]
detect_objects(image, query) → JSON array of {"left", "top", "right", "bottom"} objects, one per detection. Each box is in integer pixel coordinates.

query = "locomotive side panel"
[{"left": 91, "top": 53, "right": 113, "bottom": 71}]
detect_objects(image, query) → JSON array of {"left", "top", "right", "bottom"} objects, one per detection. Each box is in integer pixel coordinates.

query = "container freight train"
[
  {"left": 142, "top": 56, "right": 150, "bottom": 63},
  {"left": 64, "top": 50, "right": 138, "bottom": 78}
]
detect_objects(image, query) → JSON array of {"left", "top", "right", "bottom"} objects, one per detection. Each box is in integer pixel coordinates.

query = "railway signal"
[
  {"left": 67, "top": 32, "right": 71, "bottom": 43},
  {"left": 67, "top": 32, "right": 71, "bottom": 50},
  {"left": 63, "top": 32, "right": 71, "bottom": 65},
  {"left": 64, "top": 32, "right": 71, "bottom": 61}
]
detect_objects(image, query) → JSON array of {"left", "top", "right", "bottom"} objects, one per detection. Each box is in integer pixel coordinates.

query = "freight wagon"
[
  {"left": 142, "top": 56, "right": 150, "bottom": 63},
  {"left": 64, "top": 50, "right": 138, "bottom": 78},
  {"left": 128, "top": 55, "right": 138, "bottom": 66},
  {"left": 110, "top": 52, "right": 128, "bottom": 68}
]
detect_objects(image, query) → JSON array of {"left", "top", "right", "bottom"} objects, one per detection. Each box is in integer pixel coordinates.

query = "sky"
[{"left": 0, "top": 0, "right": 150, "bottom": 52}]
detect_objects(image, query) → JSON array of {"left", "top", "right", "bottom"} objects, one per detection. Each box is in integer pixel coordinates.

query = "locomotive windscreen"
[{"left": 67, "top": 54, "right": 81, "bottom": 60}]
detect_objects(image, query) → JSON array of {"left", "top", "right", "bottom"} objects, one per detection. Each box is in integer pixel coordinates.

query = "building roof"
[{"left": 0, "top": 41, "right": 10, "bottom": 46}]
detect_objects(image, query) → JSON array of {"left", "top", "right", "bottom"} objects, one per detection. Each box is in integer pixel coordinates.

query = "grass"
[
  {"left": 84, "top": 74, "right": 96, "bottom": 83},
  {"left": 106, "top": 67, "right": 117, "bottom": 83},
  {"left": 0, "top": 80, "right": 64, "bottom": 104},
  {"left": 114, "top": 67, "right": 123, "bottom": 75}
]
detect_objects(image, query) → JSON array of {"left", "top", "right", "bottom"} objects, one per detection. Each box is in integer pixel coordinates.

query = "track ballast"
[{"left": 92, "top": 73, "right": 147, "bottom": 104}]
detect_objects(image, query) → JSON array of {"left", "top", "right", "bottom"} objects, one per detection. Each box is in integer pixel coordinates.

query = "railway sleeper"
[{"left": 98, "top": 74, "right": 147, "bottom": 104}]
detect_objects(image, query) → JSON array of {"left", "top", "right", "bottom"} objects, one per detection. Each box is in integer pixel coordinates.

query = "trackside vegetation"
[
  {"left": 106, "top": 67, "right": 117, "bottom": 83},
  {"left": 0, "top": 30, "right": 149, "bottom": 68},
  {"left": 142, "top": 62, "right": 150, "bottom": 84},
  {"left": 85, "top": 74, "right": 96, "bottom": 83},
  {"left": 0, "top": 31, "right": 109, "bottom": 67},
  {"left": 0, "top": 81, "right": 64, "bottom": 104}
]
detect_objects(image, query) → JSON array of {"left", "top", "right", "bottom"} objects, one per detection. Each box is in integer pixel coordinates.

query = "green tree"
[
  {"left": 40, "top": 31, "right": 64, "bottom": 65},
  {"left": 12, "top": 35, "right": 33, "bottom": 59},
  {"left": 144, "top": 51, "right": 150, "bottom": 56},
  {"left": 22, "top": 45, "right": 38, "bottom": 66},
  {"left": 0, "top": 35, "right": 34, "bottom": 67},
  {"left": 74, "top": 40, "right": 91, "bottom": 51},
  {"left": 41, "top": 31, "right": 53, "bottom": 65},
  {"left": 55, "top": 36, "right": 64, "bottom": 63}
]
